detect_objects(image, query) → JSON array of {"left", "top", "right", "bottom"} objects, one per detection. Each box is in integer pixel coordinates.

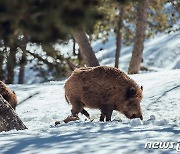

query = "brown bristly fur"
[
  {"left": 64, "top": 66, "right": 143, "bottom": 122},
  {"left": 0, "top": 81, "right": 17, "bottom": 110}
]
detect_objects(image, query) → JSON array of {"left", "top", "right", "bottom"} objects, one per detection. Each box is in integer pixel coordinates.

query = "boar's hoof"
[{"left": 140, "top": 115, "right": 143, "bottom": 120}]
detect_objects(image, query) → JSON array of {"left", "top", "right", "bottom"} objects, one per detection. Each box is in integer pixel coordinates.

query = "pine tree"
[
  {"left": 18, "top": 34, "right": 27, "bottom": 84},
  {"left": 71, "top": 29, "right": 99, "bottom": 67},
  {"left": 115, "top": 6, "right": 125, "bottom": 68},
  {"left": 128, "top": 0, "right": 149, "bottom": 74}
]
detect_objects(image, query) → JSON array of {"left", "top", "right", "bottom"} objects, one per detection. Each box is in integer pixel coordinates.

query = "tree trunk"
[
  {"left": 6, "top": 48, "right": 16, "bottom": 84},
  {"left": 18, "top": 50, "right": 27, "bottom": 84},
  {"left": 0, "top": 95, "right": 27, "bottom": 132},
  {"left": 72, "top": 38, "right": 76, "bottom": 56},
  {"left": 18, "top": 35, "right": 27, "bottom": 84},
  {"left": 0, "top": 50, "right": 4, "bottom": 81},
  {"left": 128, "top": 0, "right": 149, "bottom": 74},
  {"left": 71, "top": 29, "right": 99, "bottom": 67},
  {"left": 115, "top": 7, "right": 125, "bottom": 68}
]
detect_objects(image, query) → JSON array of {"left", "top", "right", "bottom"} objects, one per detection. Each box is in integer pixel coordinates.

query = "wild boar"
[
  {"left": 64, "top": 66, "right": 143, "bottom": 122},
  {"left": 0, "top": 81, "right": 17, "bottom": 110}
]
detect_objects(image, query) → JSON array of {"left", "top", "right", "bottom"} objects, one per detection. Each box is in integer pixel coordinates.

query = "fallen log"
[{"left": 0, "top": 95, "right": 27, "bottom": 132}]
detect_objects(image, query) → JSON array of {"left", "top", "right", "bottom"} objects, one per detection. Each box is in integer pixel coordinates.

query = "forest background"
[{"left": 0, "top": 0, "right": 179, "bottom": 84}]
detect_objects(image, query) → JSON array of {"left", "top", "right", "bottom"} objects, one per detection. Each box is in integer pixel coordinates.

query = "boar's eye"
[
  {"left": 140, "top": 86, "right": 143, "bottom": 91},
  {"left": 127, "top": 87, "right": 137, "bottom": 98}
]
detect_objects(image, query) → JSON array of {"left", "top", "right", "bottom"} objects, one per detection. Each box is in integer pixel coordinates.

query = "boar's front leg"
[
  {"left": 81, "top": 109, "right": 90, "bottom": 119},
  {"left": 100, "top": 105, "right": 113, "bottom": 122}
]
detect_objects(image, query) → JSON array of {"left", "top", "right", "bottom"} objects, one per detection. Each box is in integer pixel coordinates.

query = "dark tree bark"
[
  {"left": 18, "top": 35, "right": 28, "bottom": 84},
  {"left": 115, "top": 7, "right": 125, "bottom": 68},
  {"left": 0, "top": 95, "right": 27, "bottom": 132},
  {"left": 6, "top": 48, "right": 17, "bottom": 84},
  {"left": 0, "top": 50, "right": 4, "bottom": 81},
  {"left": 71, "top": 29, "right": 99, "bottom": 67},
  {"left": 128, "top": 0, "right": 149, "bottom": 74},
  {"left": 18, "top": 50, "right": 27, "bottom": 84},
  {"left": 72, "top": 38, "right": 76, "bottom": 56}
]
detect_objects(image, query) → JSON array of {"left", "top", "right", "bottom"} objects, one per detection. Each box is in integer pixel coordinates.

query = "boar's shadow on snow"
[{"left": 64, "top": 66, "right": 143, "bottom": 122}]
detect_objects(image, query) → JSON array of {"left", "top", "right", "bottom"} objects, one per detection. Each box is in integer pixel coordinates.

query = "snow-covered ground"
[
  {"left": 0, "top": 70, "right": 180, "bottom": 154},
  {"left": 1, "top": 17, "right": 180, "bottom": 153}
]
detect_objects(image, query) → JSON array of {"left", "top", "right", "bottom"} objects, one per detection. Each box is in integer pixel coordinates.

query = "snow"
[
  {"left": 0, "top": 70, "right": 180, "bottom": 153},
  {"left": 130, "top": 118, "right": 143, "bottom": 127},
  {"left": 93, "top": 30, "right": 180, "bottom": 72},
  {"left": 1, "top": 15, "right": 180, "bottom": 154},
  {"left": 13, "top": 27, "right": 180, "bottom": 84}
]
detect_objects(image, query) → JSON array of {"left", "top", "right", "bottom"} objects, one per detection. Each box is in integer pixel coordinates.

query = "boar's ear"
[
  {"left": 140, "top": 86, "right": 143, "bottom": 91},
  {"left": 127, "top": 87, "right": 137, "bottom": 98}
]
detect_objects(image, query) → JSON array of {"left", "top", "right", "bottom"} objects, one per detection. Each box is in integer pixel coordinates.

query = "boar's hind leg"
[
  {"left": 106, "top": 109, "right": 113, "bottom": 121},
  {"left": 71, "top": 101, "right": 83, "bottom": 117},
  {"left": 100, "top": 105, "right": 113, "bottom": 122},
  {"left": 81, "top": 109, "right": 90, "bottom": 119},
  {"left": 100, "top": 113, "right": 105, "bottom": 122}
]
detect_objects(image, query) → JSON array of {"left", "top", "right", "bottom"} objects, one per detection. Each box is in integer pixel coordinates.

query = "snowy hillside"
[
  {"left": 93, "top": 30, "right": 180, "bottom": 72},
  {"left": 0, "top": 70, "right": 180, "bottom": 154},
  {"left": 12, "top": 28, "right": 180, "bottom": 84}
]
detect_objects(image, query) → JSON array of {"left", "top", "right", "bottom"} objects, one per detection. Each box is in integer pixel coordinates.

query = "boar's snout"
[{"left": 130, "top": 114, "right": 143, "bottom": 120}]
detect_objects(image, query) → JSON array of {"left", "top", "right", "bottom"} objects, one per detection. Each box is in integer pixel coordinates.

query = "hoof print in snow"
[
  {"left": 149, "top": 115, "right": 156, "bottom": 121},
  {"left": 63, "top": 116, "right": 80, "bottom": 123}
]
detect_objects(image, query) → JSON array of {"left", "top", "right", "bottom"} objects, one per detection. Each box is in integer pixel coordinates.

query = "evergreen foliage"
[{"left": 0, "top": 0, "right": 179, "bottom": 83}]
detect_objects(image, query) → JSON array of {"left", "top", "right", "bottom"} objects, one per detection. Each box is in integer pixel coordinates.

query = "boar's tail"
[{"left": 65, "top": 93, "right": 70, "bottom": 104}]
